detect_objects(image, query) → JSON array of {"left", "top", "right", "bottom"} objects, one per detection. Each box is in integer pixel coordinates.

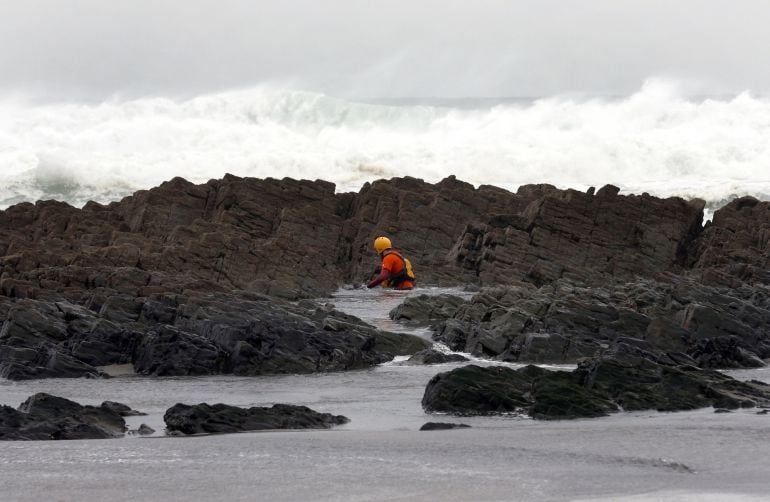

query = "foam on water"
[{"left": 1, "top": 79, "right": 769, "bottom": 209}]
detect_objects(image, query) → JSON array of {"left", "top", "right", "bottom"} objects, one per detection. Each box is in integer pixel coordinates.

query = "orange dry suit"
[{"left": 367, "top": 249, "right": 415, "bottom": 290}]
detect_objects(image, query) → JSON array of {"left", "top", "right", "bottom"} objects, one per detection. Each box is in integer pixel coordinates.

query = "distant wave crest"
[{"left": 1, "top": 80, "right": 769, "bottom": 208}]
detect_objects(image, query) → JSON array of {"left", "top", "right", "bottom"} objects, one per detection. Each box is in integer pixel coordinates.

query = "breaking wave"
[{"left": 1, "top": 79, "right": 769, "bottom": 209}]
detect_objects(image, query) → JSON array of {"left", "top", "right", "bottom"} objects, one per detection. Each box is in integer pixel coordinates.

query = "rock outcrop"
[
  {"left": 4, "top": 175, "right": 756, "bottom": 303},
  {"left": 164, "top": 402, "right": 349, "bottom": 435},
  {"left": 0, "top": 175, "right": 521, "bottom": 301},
  {"left": 419, "top": 422, "right": 471, "bottom": 431},
  {"left": 688, "top": 196, "right": 770, "bottom": 286},
  {"left": 0, "top": 393, "right": 129, "bottom": 440},
  {"left": 404, "top": 348, "right": 469, "bottom": 365},
  {"left": 389, "top": 294, "right": 467, "bottom": 324},
  {"left": 449, "top": 185, "right": 705, "bottom": 286},
  {"left": 422, "top": 355, "right": 770, "bottom": 420},
  {"left": 0, "top": 291, "right": 429, "bottom": 380},
  {"left": 426, "top": 277, "right": 770, "bottom": 368},
  {"left": 128, "top": 424, "right": 156, "bottom": 436},
  {"left": 1, "top": 175, "right": 769, "bottom": 380}
]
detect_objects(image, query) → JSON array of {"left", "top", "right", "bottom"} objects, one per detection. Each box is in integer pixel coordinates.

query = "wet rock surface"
[
  {"left": 1, "top": 175, "right": 769, "bottom": 380},
  {"left": 164, "top": 402, "right": 349, "bottom": 435},
  {"left": 0, "top": 393, "right": 128, "bottom": 440},
  {"left": 129, "top": 424, "right": 156, "bottom": 436},
  {"left": 0, "top": 175, "right": 521, "bottom": 301},
  {"left": 449, "top": 185, "right": 705, "bottom": 286},
  {"left": 688, "top": 196, "right": 770, "bottom": 286},
  {"left": 3, "top": 175, "right": 759, "bottom": 302},
  {"left": 389, "top": 294, "right": 467, "bottom": 325},
  {"left": 419, "top": 422, "right": 471, "bottom": 431},
  {"left": 404, "top": 349, "right": 469, "bottom": 365},
  {"left": 427, "top": 277, "right": 770, "bottom": 369},
  {"left": 101, "top": 401, "right": 147, "bottom": 417},
  {"left": 422, "top": 354, "right": 770, "bottom": 420},
  {"left": 0, "top": 291, "right": 429, "bottom": 380}
]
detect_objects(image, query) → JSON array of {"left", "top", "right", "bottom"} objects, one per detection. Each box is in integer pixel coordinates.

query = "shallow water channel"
[{"left": 1, "top": 287, "right": 769, "bottom": 501}]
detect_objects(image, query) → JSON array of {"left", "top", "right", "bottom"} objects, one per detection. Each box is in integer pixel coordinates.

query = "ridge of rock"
[
  {"left": 2, "top": 175, "right": 768, "bottom": 380},
  {"left": 4, "top": 175, "right": 757, "bottom": 301}
]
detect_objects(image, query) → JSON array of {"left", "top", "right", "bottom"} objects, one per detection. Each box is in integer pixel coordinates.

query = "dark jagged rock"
[
  {"left": 164, "top": 402, "right": 349, "bottom": 435},
  {"left": 389, "top": 294, "right": 467, "bottom": 324},
  {"left": 448, "top": 186, "right": 704, "bottom": 286},
  {"left": 0, "top": 393, "right": 127, "bottom": 440},
  {"left": 101, "top": 401, "right": 147, "bottom": 416},
  {"left": 422, "top": 364, "right": 616, "bottom": 419},
  {"left": 404, "top": 349, "right": 469, "bottom": 365},
  {"left": 2, "top": 175, "right": 769, "bottom": 379},
  {"left": 128, "top": 423, "right": 156, "bottom": 436},
  {"left": 689, "top": 197, "right": 770, "bottom": 286},
  {"left": 2, "top": 176, "right": 768, "bottom": 299},
  {"left": 345, "top": 176, "right": 533, "bottom": 288},
  {"left": 688, "top": 336, "right": 766, "bottom": 369},
  {"left": 423, "top": 365, "right": 540, "bottom": 415},
  {"left": 419, "top": 422, "right": 471, "bottom": 431},
  {"left": 0, "top": 291, "right": 430, "bottom": 380},
  {"left": 132, "top": 324, "right": 229, "bottom": 377},
  {"left": 0, "top": 175, "right": 522, "bottom": 301},
  {"left": 430, "top": 277, "right": 770, "bottom": 369},
  {"left": 422, "top": 356, "right": 770, "bottom": 420},
  {"left": 0, "top": 175, "right": 737, "bottom": 303}
]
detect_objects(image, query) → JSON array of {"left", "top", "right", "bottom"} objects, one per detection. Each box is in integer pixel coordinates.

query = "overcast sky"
[{"left": 1, "top": 0, "right": 769, "bottom": 100}]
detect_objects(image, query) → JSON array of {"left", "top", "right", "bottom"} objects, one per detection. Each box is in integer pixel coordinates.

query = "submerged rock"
[
  {"left": 0, "top": 393, "right": 127, "bottom": 440},
  {"left": 404, "top": 349, "right": 469, "bottom": 365},
  {"left": 422, "top": 355, "right": 770, "bottom": 420},
  {"left": 422, "top": 364, "right": 615, "bottom": 419},
  {"left": 101, "top": 401, "right": 147, "bottom": 416},
  {"left": 164, "top": 402, "right": 349, "bottom": 435},
  {"left": 419, "top": 422, "right": 471, "bottom": 431},
  {"left": 128, "top": 424, "right": 156, "bottom": 436}
]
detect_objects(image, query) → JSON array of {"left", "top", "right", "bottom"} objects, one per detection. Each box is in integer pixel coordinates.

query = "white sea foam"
[{"left": 1, "top": 79, "right": 769, "bottom": 209}]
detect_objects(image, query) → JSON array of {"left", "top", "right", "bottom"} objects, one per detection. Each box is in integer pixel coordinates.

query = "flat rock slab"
[
  {"left": 0, "top": 393, "right": 128, "bottom": 440},
  {"left": 164, "top": 402, "right": 350, "bottom": 435}
]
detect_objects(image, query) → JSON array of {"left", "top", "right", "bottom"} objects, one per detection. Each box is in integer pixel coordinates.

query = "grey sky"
[{"left": 1, "top": 0, "right": 769, "bottom": 100}]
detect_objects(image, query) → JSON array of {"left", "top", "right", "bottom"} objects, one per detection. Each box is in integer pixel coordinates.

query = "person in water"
[{"left": 367, "top": 236, "right": 416, "bottom": 290}]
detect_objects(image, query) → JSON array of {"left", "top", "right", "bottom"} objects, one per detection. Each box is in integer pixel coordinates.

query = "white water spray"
[{"left": 1, "top": 80, "right": 769, "bottom": 209}]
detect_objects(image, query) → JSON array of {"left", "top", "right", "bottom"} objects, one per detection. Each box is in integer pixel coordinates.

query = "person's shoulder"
[{"left": 382, "top": 252, "right": 399, "bottom": 266}]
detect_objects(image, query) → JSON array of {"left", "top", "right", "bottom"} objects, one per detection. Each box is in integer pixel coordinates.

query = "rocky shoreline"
[
  {"left": 6, "top": 174, "right": 767, "bottom": 303},
  {"left": 0, "top": 290, "right": 428, "bottom": 380},
  {"left": 2, "top": 175, "right": 769, "bottom": 436},
  {"left": 0, "top": 393, "right": 142, "bottom": 440},
  {"left": 391, "top": 276, "right": 770, "bottom": 369},
  {"left": 423, "top": 354, "right": 770, "bottom": 420},
  {"left": 0, "top": 392, "right": 349, "bottom": 440}
]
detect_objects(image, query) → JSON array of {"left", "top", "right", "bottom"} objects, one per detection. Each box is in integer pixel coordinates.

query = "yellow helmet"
[{"left": 373, "top": 236, "right": 392, "bottom": 253}]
